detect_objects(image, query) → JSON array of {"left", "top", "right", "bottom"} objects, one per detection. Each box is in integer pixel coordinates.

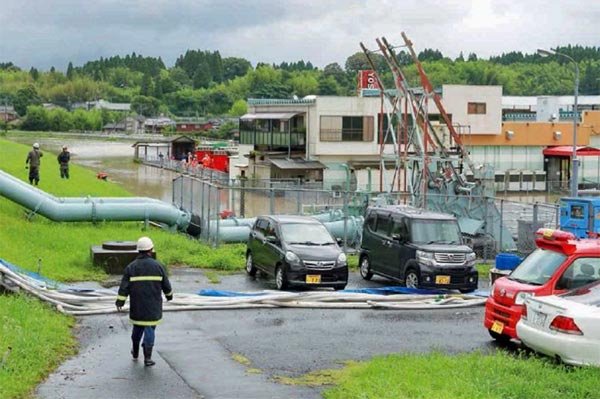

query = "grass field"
[
  {"left": 0, "top": 294, "right": 76, "bottom": 399},
  {"left": 276, "top": 351, "right": 600, "bottom": 399},
  {"left": 0, "top": 138, "right": 247, "bottom": 281}
]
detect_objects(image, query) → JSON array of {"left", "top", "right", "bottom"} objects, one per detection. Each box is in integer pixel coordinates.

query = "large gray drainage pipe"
[
  {"left": 208, "top": 216, "right": 363, "bottom": 244},
  {"left": 0, "top": 169, "right": 200, "bottom": 236}
]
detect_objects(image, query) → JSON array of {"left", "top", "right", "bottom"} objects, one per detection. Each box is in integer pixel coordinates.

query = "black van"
[
  {"left": 246, "top": 215, "right": 348, "bottom": 290},
  {"left": 359, "top": 205, "right": 478, "bottom": 292}
]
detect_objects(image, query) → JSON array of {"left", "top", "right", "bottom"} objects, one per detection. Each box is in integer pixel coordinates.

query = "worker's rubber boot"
[
  {"left": 142, "top": 344, "right": 155, "bottom": 367},
  {"left": 131, "top": 340, "right": 140, "bottom": 361}
]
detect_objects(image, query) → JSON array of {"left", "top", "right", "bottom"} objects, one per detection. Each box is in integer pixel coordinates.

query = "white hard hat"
[
  {"left": 33, "top": 143, "right": 40, "bottom": 149},
  {"left": 62, "top": 145, "right": 67, "bottom": 149},
  {"left": 137, "top": 236, "right": 154, "bottom": 251}
]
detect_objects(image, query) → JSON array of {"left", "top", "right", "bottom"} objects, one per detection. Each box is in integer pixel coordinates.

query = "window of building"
[
  {"left": 320, "top": 116, "right": 374, "bottom": 142},
  {"left": 467, "top": 102, "right": 486, "bottom": 114}
]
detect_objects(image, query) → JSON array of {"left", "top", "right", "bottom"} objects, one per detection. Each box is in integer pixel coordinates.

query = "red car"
[{"left": 484, "top": 229, "right": 600, "bottom": 343}]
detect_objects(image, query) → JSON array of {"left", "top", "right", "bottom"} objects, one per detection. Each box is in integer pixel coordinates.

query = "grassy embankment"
[
  {"left": 0, "top": 138, "right": 247, "bottom": 281},
  {"left": 0, "top": 295, "right": 76, "bottom": 399},
  {"left": 276, "top": 351, "right": 600, "bottom": 399},
  {"left": 0, "top": 137, "right": 245, "bottom": 398}
]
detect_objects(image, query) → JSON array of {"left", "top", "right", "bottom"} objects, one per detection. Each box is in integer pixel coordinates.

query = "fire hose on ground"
[{"left": 0, "top": 260, "right": 487, "bottom": 315}]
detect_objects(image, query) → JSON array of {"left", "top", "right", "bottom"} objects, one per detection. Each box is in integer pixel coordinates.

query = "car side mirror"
[
  {"left": 391, "top": 233, "right": 405, "bottom": 243},
  {"left": 336, "top": 237, "right": 343, "bottom": 246},
  {"left": 266, "top": 235, "right": 278, "bottom": 244}
]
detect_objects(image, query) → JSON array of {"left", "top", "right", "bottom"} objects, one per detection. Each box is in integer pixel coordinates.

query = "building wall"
[
  {"left": 441, "top": 85, "right": 502, "bottom": 135},
  {"left": 461, "top": 110, "right": 600, "bottom": 146}
]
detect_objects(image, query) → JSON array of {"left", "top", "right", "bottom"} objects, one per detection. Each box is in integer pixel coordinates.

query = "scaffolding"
[{"left": 361, "top": 33, "right": 516, "bottom": 251}]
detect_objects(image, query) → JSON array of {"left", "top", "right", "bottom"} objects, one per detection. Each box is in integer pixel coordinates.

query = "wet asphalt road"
[{"left": 37, "top": 270, "right": 496, "bottom": 399}]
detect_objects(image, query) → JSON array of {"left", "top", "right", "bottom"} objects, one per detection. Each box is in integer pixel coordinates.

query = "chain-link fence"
[{"left": 172, "top": 174, "right": 560, "bottom": 260}]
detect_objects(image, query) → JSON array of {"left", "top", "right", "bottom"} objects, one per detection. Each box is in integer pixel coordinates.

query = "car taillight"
[
  {"left": 549, "top": 316, "right": 583, "bottom": 335},
  {"left": 521, "top": 305, "right": 527, "bottom": 319}
]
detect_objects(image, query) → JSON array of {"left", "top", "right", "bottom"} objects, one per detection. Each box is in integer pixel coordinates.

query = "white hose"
[{"left": 0, "top": 263, "right": 486, "bottom": 315}]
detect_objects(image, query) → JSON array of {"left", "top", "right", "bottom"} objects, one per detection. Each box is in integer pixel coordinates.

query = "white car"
[{"left": 517, "top": 281, "right": 600, "bottom": 366}]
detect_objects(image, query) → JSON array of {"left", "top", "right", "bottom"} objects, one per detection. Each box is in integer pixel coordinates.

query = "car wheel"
[
  {"left": 488, "top": 329, "right": 511, "bottom": 344},
  {"left": 404, "top": 268, "right": 420, "bottom": 289},
  {"left": 359, "top": 256, "right": 373, "bottom": 280},
  {"left": 245, "top": 252, "right": 257, "bottom": 276},
  {"left": 275, "top": 265, "right": 288, "bottom": 290}
]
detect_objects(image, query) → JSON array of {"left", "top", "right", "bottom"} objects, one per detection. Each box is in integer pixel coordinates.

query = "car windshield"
[
  {"left": 410, "top": 219, "right": 461, "bottom": 245},
  {"left": 561, "top": 280, "right": 600, "bottom": 306},
  {"left": 508, "top": 249, "right": 566, "bottom": 285},
  {"left": 280, "top": 223, "right": 336, "bottom": 245}
]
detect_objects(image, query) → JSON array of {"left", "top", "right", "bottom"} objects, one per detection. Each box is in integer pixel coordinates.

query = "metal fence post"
[
  {"left": 200, "top": 180, "right": 206, "bottom": 240},
  {"left": 533, "top": 202, "right": 539, "bottom": 228},
  {"left": 269, "top": 188, "right": 275, "bottom": 214},
  {"left": 499, "top": 199, "right": 504, "bottom": 256},
  {"left": 343, "top": 190, "right": 348, "bottom": 252},
  {"left": 189, "top": 178, "right": 194, "bottom": 213},
  {"left": 215, "top": 185, "right": 220, "bottom": 248},
  {"left": 206, "top": 183, "right": 212, "bottom": 244},
  {"left": 296, "top": 189, "right": 301, "bottom": 214},
  {"left": 179, "top": 176, "right": 184, "bottom": 208}
]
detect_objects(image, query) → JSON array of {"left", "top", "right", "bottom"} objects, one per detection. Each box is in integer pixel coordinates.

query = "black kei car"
[
  {"left": 245, "top": 215, "right": 348, "bottom": 290},
  {"left": 359, "top": 205, "right": 478, "bottom": 293}
]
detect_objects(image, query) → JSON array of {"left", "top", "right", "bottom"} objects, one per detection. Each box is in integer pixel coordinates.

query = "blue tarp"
[
  {"left": 198, "top": 289, "right": 268, "bottom": 297},
  {"left": 0, "top": 258, "right": 65, "bottom": 289},
  {"left": 198, "top": 286, "right": 490, "bottom": 297}
]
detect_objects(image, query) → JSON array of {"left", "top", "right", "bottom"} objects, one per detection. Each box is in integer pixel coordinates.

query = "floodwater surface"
[{"left": 8, "top": 135, "right": 178, "bottom": 202}]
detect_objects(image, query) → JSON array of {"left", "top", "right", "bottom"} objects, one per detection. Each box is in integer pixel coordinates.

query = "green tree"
[
  {"left": 140, "top": 73, "right": 154, "bottom": 96},
  {"left": 222, "top": 57, "right": 252, "bottom": 81},
  {"left": 47, "top": 108, "right": 74, "bottom": 131},
  {"left": 318, "top": 75, "right": 342, "bottom": 95},
  {"left": 228, "top": 99, "right": 247, "bottom": 116},
  {"left": 131, "top": 95, "right": 160, "bottom": 116},
  {"left": 22, "top": 106, "right": 49, "bottom": 131},
  {"left": 66, "top": 62, "right": 74, "bottom": 80},
  {"left": 13, "top": 85, "right": 42, "bottom": 116}
]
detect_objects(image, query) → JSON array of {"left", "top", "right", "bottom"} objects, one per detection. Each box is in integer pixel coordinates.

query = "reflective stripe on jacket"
[{"left": 115, "top": 253, "right": 173, "bottom": 325}]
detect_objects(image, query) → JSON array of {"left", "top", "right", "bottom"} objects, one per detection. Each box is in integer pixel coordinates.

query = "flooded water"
[
  {"left": 8, "top": 135, "right": 178, "bottom": 202},
  {"left": 6, "top": 134, "right": 565, "bottom": 206}
]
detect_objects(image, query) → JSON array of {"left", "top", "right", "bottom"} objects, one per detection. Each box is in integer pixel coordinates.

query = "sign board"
[{"left": 358, "top": 70, "right": 380, "bottom": 90}]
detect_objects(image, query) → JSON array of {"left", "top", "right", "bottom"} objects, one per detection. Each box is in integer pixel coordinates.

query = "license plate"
[
  {"left": 435, "top": 275, "right": 450, "bottom": 284},
  {"left": 491, "top": 320, "right": 504, "bottom": 334},
  {"left": 531, "top": 311, "right": 547, "bottom": 327},
  {"left": 306, "top": 275, "right": 321, "bottom": 284}
]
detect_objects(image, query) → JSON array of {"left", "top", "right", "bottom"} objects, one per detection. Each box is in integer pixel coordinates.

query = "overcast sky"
[{"left": 1, "top": 0, "right": 599, "bottom": 71}]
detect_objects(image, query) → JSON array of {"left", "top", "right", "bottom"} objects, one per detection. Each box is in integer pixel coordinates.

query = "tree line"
[{"left": 1, "top": 45, "right": 600, "bottom": 132}]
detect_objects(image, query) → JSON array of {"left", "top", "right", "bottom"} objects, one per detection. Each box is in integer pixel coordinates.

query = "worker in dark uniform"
[
  {"left": 25, "top": 143, "right": 43, "bottom": 185},
  {"left": 115, "top": 237, "right": 173, "bottom": 367},
  {"left": 57, "top": 145, "right": 71, "bottom": 179}
]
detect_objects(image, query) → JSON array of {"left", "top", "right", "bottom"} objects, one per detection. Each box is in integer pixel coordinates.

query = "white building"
[{"left": 239, "top": 86, "right": 600, "bottom": 192}]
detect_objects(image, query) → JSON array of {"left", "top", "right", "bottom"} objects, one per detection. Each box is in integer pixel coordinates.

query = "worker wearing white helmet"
[
  {"left": 116, "top": 237, "right": 173, "bottom": 367},
  {"left": 25, "top": 143, "right": 43, "bottom": 185},
  {"left": 57, "top": 145, "right": 71, "bottom": 179}
]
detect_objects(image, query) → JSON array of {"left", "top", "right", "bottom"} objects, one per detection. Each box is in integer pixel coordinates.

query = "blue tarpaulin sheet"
[
  {"left": 197, "top": 286, "right": 490, "bottom": 297},
  {"left": 198, "top": 289, "right": 268, "bottom": 297},
  {"left": 0, "top": 258, "right": 65, "bottom": 289}
]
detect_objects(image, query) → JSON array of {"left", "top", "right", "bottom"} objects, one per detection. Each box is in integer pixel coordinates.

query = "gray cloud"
[{"left": 0, "top": 0, "right": 598, "bottom": 71}]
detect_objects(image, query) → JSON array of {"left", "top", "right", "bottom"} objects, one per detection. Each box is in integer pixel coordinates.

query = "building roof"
[
  {"left": 269, "top": 158, "right": 326, "bottom": 170},
  {"left": 90, "top": 99, "right": 131, "bottom": 111},
  {"left": 240, "top": 112, "right": 302, "bottom": 121},
  {"left": 0, "top": 105, "right": 16, "bottom": 113},
  {"left": 131, "top": 135, "right": 196, "bottom": 147},
  {"left": 247, "top": 98, "right": 316, "bottom": 106}
]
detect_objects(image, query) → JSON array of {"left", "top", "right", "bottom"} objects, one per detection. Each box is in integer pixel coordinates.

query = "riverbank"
[{"left": 0, "top": 138, "right": 246, "bottom": 397}]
